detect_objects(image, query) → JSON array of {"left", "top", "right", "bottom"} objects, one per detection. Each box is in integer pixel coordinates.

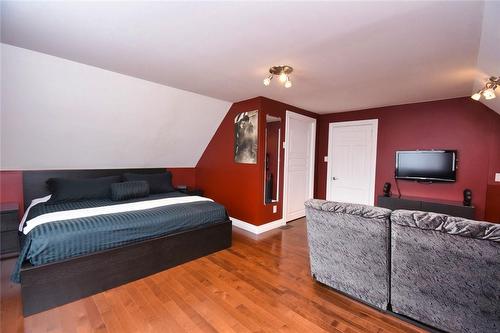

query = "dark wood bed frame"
[{"left": 20, "top": 168, "right": 232, "bottom": 316}]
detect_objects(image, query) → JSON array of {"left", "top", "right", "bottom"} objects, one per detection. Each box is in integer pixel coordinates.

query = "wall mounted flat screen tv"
[{"left": 395, "top": 150, "right": 457, "bottom": 182}]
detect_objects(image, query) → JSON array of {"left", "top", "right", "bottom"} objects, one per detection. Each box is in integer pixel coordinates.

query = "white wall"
[
  {"left": 0, "top": 44, "right": 231, "bottom": 170},
  {"left": 473, "top": 1, "right": 500, "bottom": 114}
]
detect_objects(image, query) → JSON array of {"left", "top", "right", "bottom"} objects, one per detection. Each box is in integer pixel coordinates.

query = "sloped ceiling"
[
  {"left": 1, "top": 44, "right": 231, "bottom": 169},
  {"left": 473, "top": 1, "right": 500, "bottom": 114},
  {"left": 1, "top": 1, "right": 493, "bottom": 114}
]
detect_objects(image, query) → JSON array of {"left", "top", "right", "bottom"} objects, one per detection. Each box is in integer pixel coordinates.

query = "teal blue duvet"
[{"left": 12, "top": 192, "right": 227, "bottom": 282}]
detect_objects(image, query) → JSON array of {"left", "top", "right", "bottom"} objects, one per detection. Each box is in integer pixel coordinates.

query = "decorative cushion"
[
  {"left": 123, "top": 172, "right": 175, "bottom": 194},
  {"left": 110, "top": 181, "right": 150, "bottom": 201},
  {"left": 47, "top": 175, "right": 121, "bottom": 202}
]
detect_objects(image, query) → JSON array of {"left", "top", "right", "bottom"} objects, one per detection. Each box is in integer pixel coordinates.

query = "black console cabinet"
[{"left": 377, "top": 195, "right": 475, "bottom": 219}]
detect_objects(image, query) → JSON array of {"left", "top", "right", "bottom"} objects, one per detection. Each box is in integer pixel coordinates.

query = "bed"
[{"left": 16, "top": 168, "right": 232, "bottom": 316}]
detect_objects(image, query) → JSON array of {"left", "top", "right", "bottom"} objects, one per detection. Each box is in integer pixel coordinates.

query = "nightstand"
[
  {"left": 178, "top": 188, "right": 204, "bottom": 196},
  {"left": 1, "top": 202, "right": 20, "bottom": 259}
]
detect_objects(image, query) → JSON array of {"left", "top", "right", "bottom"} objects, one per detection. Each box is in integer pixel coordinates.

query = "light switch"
[
  {"left": 324, "top": 156, "right": 328, "bottom": 162},
  {"left": 495, "top": 173, "right": 500, "bottom": 182}
]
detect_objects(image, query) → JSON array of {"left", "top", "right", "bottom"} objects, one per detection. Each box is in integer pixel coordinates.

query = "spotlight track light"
[
  {"left": 471, "top": 76, "right": 499, "bottom": 101},
  {"left": 263, "top": 65, "right": 293, "bottom": 88}
]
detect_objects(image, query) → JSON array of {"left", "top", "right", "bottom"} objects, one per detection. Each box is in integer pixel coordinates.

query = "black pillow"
[
  {"left": 110, "top": 181, "right": 150, "bottom": 201},
  {"left": 123, "top": 172, "right": 175, "bottom": 194},
  {"left": 47, "top": 175, "right": 121, "bottom": 202}
]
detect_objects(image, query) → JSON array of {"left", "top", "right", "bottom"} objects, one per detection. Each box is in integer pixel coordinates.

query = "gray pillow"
[{"left": 47, "top": 175, "right": 121, "bottom": 203}]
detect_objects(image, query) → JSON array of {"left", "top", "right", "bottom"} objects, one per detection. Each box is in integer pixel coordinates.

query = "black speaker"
[
  {"left": 463, "top": 189, "right": 472, "bottom": 206},
  {"left": 383, "top": 182, "right": 391, "bottom": 197}
]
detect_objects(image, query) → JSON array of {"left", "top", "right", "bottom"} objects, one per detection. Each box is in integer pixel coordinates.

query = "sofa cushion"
[{"left": 305, "top": 199, "right": 392, "bottom": 220}]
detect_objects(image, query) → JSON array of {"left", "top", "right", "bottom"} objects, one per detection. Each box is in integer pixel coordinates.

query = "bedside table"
[
  {"left": 178, "top": 188, "right": 204, "bottom": 196},
  {"left": 1, "top": 202, "right": 20, "bottom": 259}
]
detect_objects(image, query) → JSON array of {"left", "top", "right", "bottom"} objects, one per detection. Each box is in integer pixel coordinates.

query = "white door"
[
  {"left": 326, "top": 119, "right": 378, "bottom": 206},
  {"left": 283, "top": 111, "right": 316, "bottom": 222}
]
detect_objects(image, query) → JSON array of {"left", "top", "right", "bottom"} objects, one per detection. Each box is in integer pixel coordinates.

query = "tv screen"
[{"left": 395, "top": 150, "right": 456, "bottom": 182}]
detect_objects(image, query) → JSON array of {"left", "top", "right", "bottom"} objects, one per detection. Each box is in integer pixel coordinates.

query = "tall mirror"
[{"left": 264, "top": 115, "right": 281, "bottom": 204}]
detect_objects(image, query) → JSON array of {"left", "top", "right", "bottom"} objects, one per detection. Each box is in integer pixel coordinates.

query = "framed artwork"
[{"left": 234, "top": 110, "right": 258, "bottom": 164}]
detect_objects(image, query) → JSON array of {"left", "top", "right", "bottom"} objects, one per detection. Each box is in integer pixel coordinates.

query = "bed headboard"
[{"left": 23, "top": 168, "right": 165, "bottom": 210}]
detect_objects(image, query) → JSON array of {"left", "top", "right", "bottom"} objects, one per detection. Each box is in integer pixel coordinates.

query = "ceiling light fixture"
[
  {"left": 263, "top": 65, "right": 293, "bottom": 88},
  {"left": 471, "top": 76, "right": 499, "bottom": 101}
]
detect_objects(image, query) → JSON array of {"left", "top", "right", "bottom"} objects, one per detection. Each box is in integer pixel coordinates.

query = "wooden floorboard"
[{"left": 1, "top": 218, "right": 427, "bottom": 332}]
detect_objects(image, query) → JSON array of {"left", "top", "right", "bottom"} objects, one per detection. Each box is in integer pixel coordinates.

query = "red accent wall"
[
  {"left": 487, "top": 113, "right": 500, "bottom": 186},
  {"left": 167, "top": 168, "right": 196, "bottom": 188},
  {"left": 259, "top": 97, "right": 318, "bottom": 224},
  {"left": 196, "top": 96, "right": 317, "bottom": 225},
  {"left": 485, "top": 113, "right": 500, "bottom": 222},
  {"left": 0, "top": 171, "right": 24, "bottom": 217},
  {"left": 315, "top": 97, "right": 500, "bottom": 220},
  {"left": 0, "top": 168, "right": 195, "bottom": 218},
  {"left": 485, "top": 185, "right": 500, "bottom": 223},
  {"left": 196, "top": 98, "right": 262, "bottom": 224}
]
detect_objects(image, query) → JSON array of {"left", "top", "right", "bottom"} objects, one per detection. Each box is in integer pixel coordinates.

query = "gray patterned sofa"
[
  {"left": 391, "top": 210, "right": 500, "bottom": 333},
  {"left": 305, "top": 199, "right": 392, "bottom": 309},
  {"left": 305, "top": 199, "right": 500, "bottom": 333}
]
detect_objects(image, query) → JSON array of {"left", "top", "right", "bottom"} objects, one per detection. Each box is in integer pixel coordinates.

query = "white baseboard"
[{"left": 230, "top": 217, "right": 285, "bottom": 235}]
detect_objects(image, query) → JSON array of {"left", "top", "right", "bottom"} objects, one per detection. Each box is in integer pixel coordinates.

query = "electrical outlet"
[
  {"left": 273, "top": 205, "right": 277, "bottom": 213},
  {"left": 495, "top": 173, "right": 500, "bottom": 182},
  {"left": 324, "top": 156, "right": 328, "bottom": 162}
]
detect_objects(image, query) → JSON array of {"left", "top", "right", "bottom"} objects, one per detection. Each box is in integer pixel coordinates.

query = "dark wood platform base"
[{"left": 20, "top": 220, "right": 232, "bottom": 316}]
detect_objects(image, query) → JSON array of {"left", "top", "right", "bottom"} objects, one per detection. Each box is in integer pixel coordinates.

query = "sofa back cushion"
[
  {"left": 391, "top": 209, "right": 500, "bottom": 242},
  {"left": 305, "top": 199, "right": 392, "bottom": 221}
]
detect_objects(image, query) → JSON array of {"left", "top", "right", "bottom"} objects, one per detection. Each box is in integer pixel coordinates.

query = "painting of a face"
[{"left": 234, "top": 111, "right": 258, "bottom": 164}]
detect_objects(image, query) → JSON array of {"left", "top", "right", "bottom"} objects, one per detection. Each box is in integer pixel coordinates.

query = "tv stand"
[{"left": 377, "top": 195, "right": 475, "bottom": 219}]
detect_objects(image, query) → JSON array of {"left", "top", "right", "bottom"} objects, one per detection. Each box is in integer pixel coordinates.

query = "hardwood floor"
[{"left": 1, "top": 218, "right": 427, "bottom": 333}]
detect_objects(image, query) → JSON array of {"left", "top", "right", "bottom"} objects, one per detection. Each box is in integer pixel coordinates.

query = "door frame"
[
  {"left": 283, "top": 111, "right": 317, "bottom": 222},
  {"left": 326, "top": 119, "right": 378, "bottom": 205}
]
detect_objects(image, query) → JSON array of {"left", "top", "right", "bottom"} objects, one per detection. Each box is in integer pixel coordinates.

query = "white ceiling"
[{"left": 0, "top": 1, "right": 491, "bottom": 114}]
